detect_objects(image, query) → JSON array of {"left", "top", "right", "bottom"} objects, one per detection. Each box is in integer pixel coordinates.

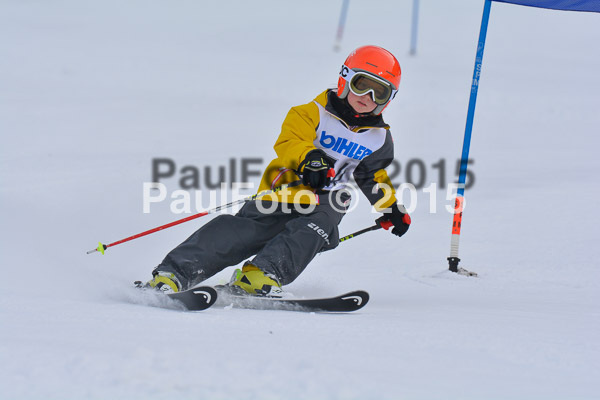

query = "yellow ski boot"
[
  {"left": 231, "top": 264, "right": 282, "bottom": 296},
  {"left": 144, "top": 272, "right": 181, "bottom": 294}
]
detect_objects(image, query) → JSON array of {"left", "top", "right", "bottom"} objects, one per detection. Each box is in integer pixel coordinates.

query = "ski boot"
[
  {"left": 135, "top": 271, "right": 182, "bottom": 294},
  {"left": 230, "top": 263, "right": 282, "bottom": 296}
]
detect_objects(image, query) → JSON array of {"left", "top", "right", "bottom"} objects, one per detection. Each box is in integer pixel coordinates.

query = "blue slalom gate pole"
[
  {"left": 447, "top": 0, "right": 492, "bottom": 275},
  {"left": 410, "top": 0, "right": 420, "bottom": 55},
  {"left": 334, "top": 0, "right": 350, "bottom": 51}
]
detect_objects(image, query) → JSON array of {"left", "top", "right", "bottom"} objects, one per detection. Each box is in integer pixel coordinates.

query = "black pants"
[{"left": 153, "top": 194, "right": 348, "bottom": 290}]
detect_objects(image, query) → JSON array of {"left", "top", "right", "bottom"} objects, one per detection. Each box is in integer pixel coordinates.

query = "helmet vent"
[
  {"left": 386, "top": 70, "right": 396, "bottom": 77},
  {"left": 366, "top": 62, "right": 378, "bottom": 68}
]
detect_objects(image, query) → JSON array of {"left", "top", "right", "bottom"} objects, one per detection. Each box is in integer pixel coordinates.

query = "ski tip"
[
  {"left": 168, "top": 286, "right": 218, "bottom": 311},
  {"left": 340, "top": 290, "right": 369, "bottom": 311}
]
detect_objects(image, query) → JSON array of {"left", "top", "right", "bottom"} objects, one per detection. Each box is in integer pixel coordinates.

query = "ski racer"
[{"left": 143, "top": 45, "right": 411, "bottom": 295}]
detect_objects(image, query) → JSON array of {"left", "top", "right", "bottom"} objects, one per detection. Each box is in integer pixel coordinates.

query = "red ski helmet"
[{"left": 337, "top": 45, "right": 401, "bottom": 115}]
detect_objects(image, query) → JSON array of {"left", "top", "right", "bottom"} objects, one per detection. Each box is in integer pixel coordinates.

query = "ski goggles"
[{"left": 340, "top": 65, "right": 397, "bottom": 105}]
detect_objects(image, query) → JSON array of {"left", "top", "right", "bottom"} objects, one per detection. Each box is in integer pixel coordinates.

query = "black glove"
[
  {"left": 376, "top": 203, "right": 411, "bottom": 237},
  {"left": 299, "top": 149, "right": 333, "bottom": 190}
]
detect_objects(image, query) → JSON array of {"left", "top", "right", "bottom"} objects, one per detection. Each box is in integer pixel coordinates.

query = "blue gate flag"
[{"left": 493, "top": 0, "right": 600, "bottom": 13}]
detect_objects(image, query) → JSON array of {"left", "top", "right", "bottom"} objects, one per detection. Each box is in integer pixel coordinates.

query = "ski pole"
[
  {"left": 339, "top": 220, "right": 393, "bottom": 243},
  {"left": 87, "top": 180, "right": 303, "bottom": 255},
  {"left": 320, "top": 220, "right": 394, "bottom": 253}
]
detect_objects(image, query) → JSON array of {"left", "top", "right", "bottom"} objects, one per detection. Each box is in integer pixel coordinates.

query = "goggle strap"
[{"left": 339, "top": 64, "right": 357, "bottom": 83}]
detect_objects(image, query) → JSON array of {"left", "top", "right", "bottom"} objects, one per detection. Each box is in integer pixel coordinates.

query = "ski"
[
  {"left": 134, "top": 282, "right": 368, "bottom": 312},
  {"left": 167, "top": 286, "right": 218, "bottom": 311},
  {"left": 215, "top": 287, "right": 369, "bottom": 312}
]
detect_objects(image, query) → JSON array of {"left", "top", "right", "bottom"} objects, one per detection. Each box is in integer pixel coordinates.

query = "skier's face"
[{"left": 347, "top": 90, "right": 377, "bottom": 114}]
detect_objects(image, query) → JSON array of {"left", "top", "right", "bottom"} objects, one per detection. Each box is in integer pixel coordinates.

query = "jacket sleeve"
[
  {"left": 273, "top": 102, "right": 320, "bottom": 171},
  {"left": 353, "top": 130, "right": 398, "bottom": 211}
]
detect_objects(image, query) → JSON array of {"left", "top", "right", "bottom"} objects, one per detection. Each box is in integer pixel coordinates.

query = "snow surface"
[{"left": 1, "top": 0, "right": 599, "bottom": 399}]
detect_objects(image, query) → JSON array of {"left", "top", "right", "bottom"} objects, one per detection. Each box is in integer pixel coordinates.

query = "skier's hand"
[
  {"left": 376, "top": 204, "right": 411, "bottom": 238},
  {"left": 299, "top": 149, "right": 334, "bottom": 190}
]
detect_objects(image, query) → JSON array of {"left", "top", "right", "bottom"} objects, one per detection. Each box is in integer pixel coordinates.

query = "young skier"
[{"left": 143, "top": 45, "right": 411, "bottom": 295}]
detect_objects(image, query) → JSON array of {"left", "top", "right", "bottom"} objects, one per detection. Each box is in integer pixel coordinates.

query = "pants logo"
[{"left": 307, "top": 222, "right": 331, "bottom": 245}]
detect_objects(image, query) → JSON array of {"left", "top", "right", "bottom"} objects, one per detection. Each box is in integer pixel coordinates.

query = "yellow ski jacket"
[{"left": 257, "top": 90, "right": 397, "bottom": 211}]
